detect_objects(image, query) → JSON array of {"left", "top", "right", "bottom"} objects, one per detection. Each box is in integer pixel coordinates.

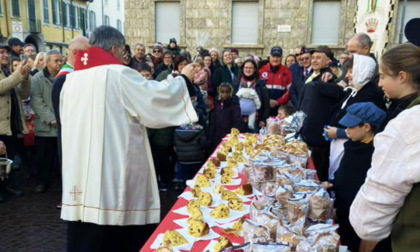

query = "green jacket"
[
  {"left": 31, "top": 69, "right": 56, "bottom": 137},
  {"left": 391, "top": 97, "right": 420, "bottom": 252},
  {"left": 391, "top": 183, "right": 420, "bottom": 252}
]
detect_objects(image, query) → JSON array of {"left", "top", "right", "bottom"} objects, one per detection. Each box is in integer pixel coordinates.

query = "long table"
[{"left": 141, "top": 136, "right": 315, "bottom": 252}]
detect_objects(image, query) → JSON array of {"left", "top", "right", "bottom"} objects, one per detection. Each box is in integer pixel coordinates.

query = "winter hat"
[
  {"left": 169, "top": 38, "right": 177, "bottom": 45},
  {"left": 153, "top": 43, "right": 163, "bottom": 51}
]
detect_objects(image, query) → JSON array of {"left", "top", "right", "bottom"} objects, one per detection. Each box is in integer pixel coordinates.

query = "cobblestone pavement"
[{"left": 0, "top": 178, "right": 179, "bottom": 252}]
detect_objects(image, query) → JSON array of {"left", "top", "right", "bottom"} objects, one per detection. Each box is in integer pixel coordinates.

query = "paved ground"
[{"left": 0, "top": 177, "right": 179, "bottom": 252}]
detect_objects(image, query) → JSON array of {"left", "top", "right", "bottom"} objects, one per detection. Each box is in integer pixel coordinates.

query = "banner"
[{"left": 355, "top": 0, "right": 396, "bottom": 58}]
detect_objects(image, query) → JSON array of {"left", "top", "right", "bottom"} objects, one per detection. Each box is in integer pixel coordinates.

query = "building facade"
[
  {"left": 125, "top": 0, "right": 420, "bottom": 58},
  {"left": 0, "top": 0, "right": 91, "bottom": 54},
  {"left": 86, "top": 0, "right": 125, "bottom": 36}
]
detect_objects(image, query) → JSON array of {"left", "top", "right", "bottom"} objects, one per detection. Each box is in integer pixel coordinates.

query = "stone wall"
[{"left": 125, "top": 0, "right": 357, "bottom": 59}]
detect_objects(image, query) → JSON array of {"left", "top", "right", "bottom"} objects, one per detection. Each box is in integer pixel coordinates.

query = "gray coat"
[{"left": 31, "top": 69, "right": 56, "bottom": 137}]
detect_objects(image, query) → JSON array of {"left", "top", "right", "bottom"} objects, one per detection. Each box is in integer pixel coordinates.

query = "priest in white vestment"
[{"left": 59, "top": 26, "right": 198, "bottom": 252}]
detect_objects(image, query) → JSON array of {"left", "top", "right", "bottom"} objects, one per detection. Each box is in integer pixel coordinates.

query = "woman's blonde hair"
[{"left": 32, "top": 52, "right": 46, "bottom": 71}]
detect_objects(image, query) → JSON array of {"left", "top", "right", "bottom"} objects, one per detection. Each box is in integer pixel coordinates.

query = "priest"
[{"left": 59, "top": 26, "right": 198, "bottom": 252}]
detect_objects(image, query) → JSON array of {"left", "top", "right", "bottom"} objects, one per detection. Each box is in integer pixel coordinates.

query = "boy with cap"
[
  {"left": 258, "top": 46, "right": 292, "bottom": 117},
  {"left": 322, "top": 102, "right": 386, "bottom": 252}
]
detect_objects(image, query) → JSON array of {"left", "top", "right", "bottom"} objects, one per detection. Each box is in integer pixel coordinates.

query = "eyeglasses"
[
  {"left": 164, "top": 56, "right": 172, "bottom": 59},
  {"left": 295, "top": 53, "right": 303, "bottom": 57},
  {"left": 153, "top": 50, "right": 162, "bottom": 53}
]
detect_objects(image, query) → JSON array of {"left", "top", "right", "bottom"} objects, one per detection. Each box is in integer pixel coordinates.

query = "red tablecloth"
[{"left": 140, "top": 137, "right": 315, "bottom": 252}]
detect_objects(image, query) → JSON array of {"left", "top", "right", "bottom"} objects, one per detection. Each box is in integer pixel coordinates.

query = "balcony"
[{"left": 28, "top": 19, "right": 42, "bottom": 33}]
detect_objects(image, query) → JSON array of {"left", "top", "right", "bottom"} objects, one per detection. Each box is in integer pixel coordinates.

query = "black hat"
[
  {"left": 8, "top": 37, "right": 24, "bottom": 47},
  {"left": 270, "top": 46, "right": 283, "bottom": 57},
  {"left": 124, "top": 44, "right": 131, "bottom": 55},
  {"left": 311, "top": 46, "right": 334, "bottom": 60},
  {"left": 328, "top": 57, "right": 338, "bottom": 67},
  {"left": 0, "top": 43, "right": 10, "bottom": 51},
  {"left": 405, "top": 18, "right": 420, "bottom": 46},
  {"left": 169, "top": 38, "right": 177, "bottom": 45}
]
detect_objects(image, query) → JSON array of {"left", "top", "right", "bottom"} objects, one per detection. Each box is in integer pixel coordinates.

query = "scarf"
[{"left": 56, "top": 63, "right": 74, "bottom": 77}]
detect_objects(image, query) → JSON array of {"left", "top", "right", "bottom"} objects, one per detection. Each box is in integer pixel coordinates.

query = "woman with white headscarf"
[{"left": 324, "top": 54, "right": 386, "bottom": 179}]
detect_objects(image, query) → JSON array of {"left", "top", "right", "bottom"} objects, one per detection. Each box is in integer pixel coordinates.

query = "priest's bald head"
[
  {"left": 89, "top": 25, "right": 126, "bottom": 63},
  {"left": 67, "top": 36, "right": 89, "bottom": 66}
]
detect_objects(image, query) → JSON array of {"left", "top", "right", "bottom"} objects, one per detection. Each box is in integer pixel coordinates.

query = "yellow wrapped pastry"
[
  {"left": 228, "top": 198, "right": 244, "bottom": 211},
  {"left": 214, "top": 236, "right": 233, "bottom": 252},
  {"left": 191, "top": 185, "right": 202, "bottom": 198},
  {"left": 187, "top": 220, "right": 209, "bottom": 237},
  {"left": 156, "top": 240, "right": 173, "bottom": 252},
  {"left": 198, "top": 192, "right": 212, "bottom": 206},
  {"left": 217, "top": 149, "right": 227, "bottom": 161},
  {"left": 162, "top": 230, "right": 188, "bottom": 246},
  {"left": 221, "top": 190, "right": 238, "bottom": 201},
  {"left": 210, "top": 204, "right": 230, "bottom": 219},
  {"left": 221, "top": 174, "right": 232, "bottom": 184},
  {"left": 195, "top": 174, "right": 210, "bottom": 188},
  {"left": 187, "top": 207, "right": 203, "bottom": 223},
  {"left": 203, "top": 167, "right": 216, "bottom": 179},
  {"left": 221, "top": 167, "right": 235, "bottom": 178},
  {"left": 235, "top": 184, "right": 253, "bottom": 195},
  {"left": 187, "top": 199, "right": 200, "bottom": 213},
  {"left": 234, "top": 142, "right": 243, "bottom": 151},
  {"left": 210, "top": 158, "right": 221, "bottom": 167},
  {"left": 206, "top": 161, "right": 216, "bottom": 169},
  {"left": 213, "top": 184, "right": 226, "bottom": 194},
  {"left": 231, "top": 128, "right": 240, "bottom": 135},
  {"left": 232, "top": 217, "right": 245, "bottom": 231},
  {"left": 227, "top": 158, "right": 238, "bottom": 168}
]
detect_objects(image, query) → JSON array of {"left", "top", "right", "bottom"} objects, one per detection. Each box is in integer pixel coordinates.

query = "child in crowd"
[
  {"left": 236, "top": 81, "right": 261, "bottom": 130},
  {"left": 322, "top": 102, "right": 386, "bottom": 252},
  {"left": 137, "top": 62, "right": 152, "bottom": 80},
  {"left": 277, "top": 104, "right": 296, "bottom": 119},
  {"left": 210, "top": 83, "right": 241, "bottom": 150}
]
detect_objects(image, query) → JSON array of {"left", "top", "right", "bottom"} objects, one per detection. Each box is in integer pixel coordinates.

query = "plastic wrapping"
[
  {"left": 276, "top": 221, "right": 306, "bottom": 251},
  {"left": 267, "top": 117, "right": 283, "bottom": 135},
  {"left": 286, "top": 199, "right": 309, "bottom": 227},
  {"left": 284, "top": 111, "right": 307, "bottom": 133},
  {"left": 275, "top": 185, "right": 294, "bottom": 207},
  {"left": 254, "top": 211, "right": 279, "bottom": 240},
  {"left": 243, "top": 219, "right": 273, "bottom": 244},
  {"left": 252, "top": 242, "right": 292, "bottom": 252},
  {"left": 263, "top": 181, "right": 278, "bottom": 198},
  {"left": 308, "top": 188, "right": 334, "bottom": 222}
]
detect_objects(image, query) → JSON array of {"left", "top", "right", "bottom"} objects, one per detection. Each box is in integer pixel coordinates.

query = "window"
[
  {"left": 117, "top": 19, "right": 122, "bottom": 32},
  {"left": 117, "top": 0, "right": 120, "bottom": 11},
  {"left": 395, "top": 1, "right": 420, "bottom": 43},
  {"left": 62, "top": 2, "right": 69, "bottom": 27},
  {"left": 52, "top": 0, "right": 61, "bottom": 25},
  {"left": 104, "top": 15, "right": 110, "bottom": 26},
  {"left": 89, "top": 10, "right": 96, "bottom": 31},
  {"left": 0, "top": 1, "right": 3, "bottom": 14},
  {"left": 70, "top": 4, "right": 78, "bottom": 28},
  {"left": 311, "top": 1, "right": 341, "bottom": 45},
  {"left": 155, "top": 2, "right": 180, "bottom": 43},
  {"left": 42, "top": 0, "right": 50, "bottom": 23},
  {"left": 231, "top": 2, "right": 258, "bottom": 44},
  {"left": 11, "top": 0, "right": 20, "bottom": 17}
]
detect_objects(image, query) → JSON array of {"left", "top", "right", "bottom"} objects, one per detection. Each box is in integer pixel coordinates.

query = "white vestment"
[{"left": 60, "top": 64, "right": 197, "bottom": 226}]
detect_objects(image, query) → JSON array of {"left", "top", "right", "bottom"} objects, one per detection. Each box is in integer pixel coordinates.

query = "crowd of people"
[{"left": 0, "top": 20, "right": 419, "bottom": 251}]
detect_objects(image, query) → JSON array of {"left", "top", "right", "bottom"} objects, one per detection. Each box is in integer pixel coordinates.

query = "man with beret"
[
  {"left": 8, "top": 38, "right": 24, "bottom": 58},
  {"left": 258, "top": 46, "right": 292, "bottom": 118},
  {"left": 297, "top": 46, "right": 343, "bottom": 182}
]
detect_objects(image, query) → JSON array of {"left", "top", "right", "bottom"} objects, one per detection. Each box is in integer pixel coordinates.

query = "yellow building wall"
[{"left": 0, "top": 0, "right": 86, "bottom": 53}]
